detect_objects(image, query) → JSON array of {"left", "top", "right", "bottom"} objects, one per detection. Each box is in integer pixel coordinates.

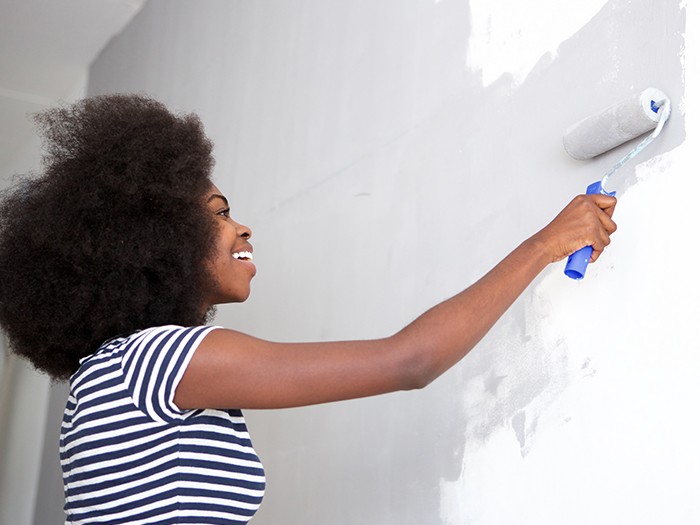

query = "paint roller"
[{"left": 561, "top": 87, "right": 671, "bottom": 280}]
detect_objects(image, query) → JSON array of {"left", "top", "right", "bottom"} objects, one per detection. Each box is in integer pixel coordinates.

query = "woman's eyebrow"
[{"left": 207, "top": 194, "right": 229, "bottom": 207}]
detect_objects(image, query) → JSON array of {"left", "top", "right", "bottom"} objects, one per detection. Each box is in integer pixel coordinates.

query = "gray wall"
[{"left": 70, "top": 0, "right": 694, "bottom": 523}]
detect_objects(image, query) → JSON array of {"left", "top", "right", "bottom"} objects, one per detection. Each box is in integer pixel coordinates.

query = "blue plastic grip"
[{"left": 564, "top": 181, "right": 616, "bottom": 280}]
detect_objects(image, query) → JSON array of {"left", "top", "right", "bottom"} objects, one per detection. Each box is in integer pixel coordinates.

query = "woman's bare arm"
[{"left": 174, "top": 193, "right": 617, "bottom": 410}]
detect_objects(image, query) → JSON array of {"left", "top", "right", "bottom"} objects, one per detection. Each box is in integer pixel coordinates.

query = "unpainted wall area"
[{"left": 86, "top": 0, "right": 693, "bottom": 523}]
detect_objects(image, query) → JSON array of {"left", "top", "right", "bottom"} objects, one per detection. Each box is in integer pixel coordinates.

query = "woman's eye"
[{"left": 217, "top": 208, "right": 231, "bottom": 218}]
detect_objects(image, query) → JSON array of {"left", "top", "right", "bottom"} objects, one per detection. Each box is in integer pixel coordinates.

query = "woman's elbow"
[
  {"left": 390, "top": 337, "right": 439, "bottom": 391},
  {"left": 407, "top": 358, "right": 440, "bottom": 390}
]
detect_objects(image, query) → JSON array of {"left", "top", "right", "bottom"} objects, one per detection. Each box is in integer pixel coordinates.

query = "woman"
[{"left": 0, "top": 94, "right": 616, "bottom": 524}]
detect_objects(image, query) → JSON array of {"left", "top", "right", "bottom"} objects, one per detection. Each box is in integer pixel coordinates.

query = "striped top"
[{"left": 60, "top": 325, "right": 266, "bottom": 525}]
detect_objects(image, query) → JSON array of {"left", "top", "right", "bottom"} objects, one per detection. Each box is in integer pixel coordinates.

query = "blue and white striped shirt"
[{"left": 60, "top": 325, "right": 265, "bottom": 524}]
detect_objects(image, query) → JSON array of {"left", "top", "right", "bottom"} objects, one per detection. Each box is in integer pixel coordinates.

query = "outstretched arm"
[{"left": 174, "top": 194, "right": 617, "bottom": 410}]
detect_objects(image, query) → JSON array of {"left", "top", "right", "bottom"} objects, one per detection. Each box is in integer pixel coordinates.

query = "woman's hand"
[{"left": 532, "top": 193, "right": 618, "bottom": 264}]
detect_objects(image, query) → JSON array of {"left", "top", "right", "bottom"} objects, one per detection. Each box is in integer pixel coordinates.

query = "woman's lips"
[{"left": 232, "top": 251, "right": 256, "bottom": 276}]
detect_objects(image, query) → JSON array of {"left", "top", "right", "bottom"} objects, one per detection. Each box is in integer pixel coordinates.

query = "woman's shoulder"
[
  {"left": 72, "top": 324, "right": 217, "bottom": 384},
  {"left": 79, "top": 325, "right": 201, "bottom": 366},
  {"left": 103, "top": 324, "right": 212, "bottom": 346}
]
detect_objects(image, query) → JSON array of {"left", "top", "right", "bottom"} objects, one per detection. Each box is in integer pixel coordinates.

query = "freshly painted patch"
[
  {"left": 466, "top": 0, "right": 608, "bottom": 85},
  {"left": 441, "top": 3, "right": 694, "bottom": 521}
]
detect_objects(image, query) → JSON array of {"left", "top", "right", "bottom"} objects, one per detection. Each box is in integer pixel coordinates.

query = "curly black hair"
[{"left": 0, "top": 94, "right": 219, "bottom": 380}]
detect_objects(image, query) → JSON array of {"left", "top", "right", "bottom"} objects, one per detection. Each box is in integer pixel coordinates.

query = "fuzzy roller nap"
[{"left": 561, "top": 87, "right": 671, "bottom": 280}]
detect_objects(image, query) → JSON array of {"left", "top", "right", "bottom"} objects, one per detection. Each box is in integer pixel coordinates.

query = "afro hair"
[{"left": 0, "top": 94, "right": 219, "bottom": 380}]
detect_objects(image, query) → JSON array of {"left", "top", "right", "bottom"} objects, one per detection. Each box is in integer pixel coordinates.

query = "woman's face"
[{"left": 204, "top": 184, "right": 256, "bottom": 306}]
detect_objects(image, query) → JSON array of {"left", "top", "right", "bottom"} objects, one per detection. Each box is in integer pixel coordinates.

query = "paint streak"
[
  {"left": 511, "top": 412, "right": 526, "bottom": 449},
  {"left": 466, "top": 0, "right": 608, "bottom": 86}
]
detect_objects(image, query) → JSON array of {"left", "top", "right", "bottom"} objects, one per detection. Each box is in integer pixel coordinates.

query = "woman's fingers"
[{"left": 535, "top": 193, "right": 618, "bottom": 263}]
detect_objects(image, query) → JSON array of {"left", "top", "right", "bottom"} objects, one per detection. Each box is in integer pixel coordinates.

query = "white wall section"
[
  {"left": 442, "top": 1, "right": 698, "bottom": 522},
  {"left": 466, "top": 0, "right": 609, "bottom": 86}
]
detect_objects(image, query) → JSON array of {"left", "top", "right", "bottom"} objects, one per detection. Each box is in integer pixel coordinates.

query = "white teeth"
[{"left": 232, "top": 251, "right": 253, "bottom": 261}]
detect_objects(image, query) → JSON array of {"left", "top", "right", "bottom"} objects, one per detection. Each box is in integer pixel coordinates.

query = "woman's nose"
[{"left": 236, "top": 222, "right": 252, "bottom": 240}]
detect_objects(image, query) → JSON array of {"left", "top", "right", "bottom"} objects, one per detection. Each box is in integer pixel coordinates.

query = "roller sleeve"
[{"left": 563, "top": 88, "right": 667, "bottom": 160}]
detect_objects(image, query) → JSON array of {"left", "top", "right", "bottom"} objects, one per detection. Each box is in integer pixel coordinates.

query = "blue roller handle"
[{"left": 564, "top": 181, "right": 616, "bottom": 280}]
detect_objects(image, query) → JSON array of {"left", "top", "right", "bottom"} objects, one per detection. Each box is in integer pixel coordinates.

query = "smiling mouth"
[{"left": 232, "top": 251, "right": 253, "bottom": 261}]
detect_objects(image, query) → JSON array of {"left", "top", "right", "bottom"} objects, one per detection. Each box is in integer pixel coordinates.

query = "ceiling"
[{"left": 0, "top": 0, "right": 146, "bottom": 175}]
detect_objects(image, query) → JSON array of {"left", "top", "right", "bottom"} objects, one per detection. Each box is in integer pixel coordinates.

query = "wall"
[
  {"left": 71, "top": 0, "right": 695, "bottom": 523},
  {"left": 0, "top": 350, "right": 50, "bottom": 525}
]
